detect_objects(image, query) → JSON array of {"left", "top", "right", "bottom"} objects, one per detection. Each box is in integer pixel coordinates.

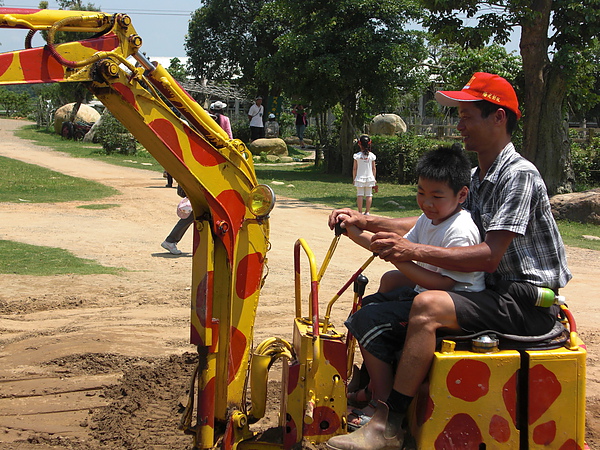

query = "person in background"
[
  {"left": 352, "top": 134, "right": 377, "bottom": 215},
  {"left": 264, "top": 113, "right": 280, "bottom": 138},
  {"left": 210, "top": 101, "right": 233, "bottom": 139},
  {"left": 161, "top": 185, "right": 193, "bottom": 255},
  {"left": 326, "top": 72, "right": 571, "bottom": 450},
  {"left": 292, "top": 104, "right": 308, "bottom": 148},
  {"left": 248, "top": 96, "right": 265, "bottom": 141}
]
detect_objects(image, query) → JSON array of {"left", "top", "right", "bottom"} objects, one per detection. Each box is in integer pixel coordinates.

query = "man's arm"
[{"left": 370, "top": 229, "right": 516, "bottom": 274}]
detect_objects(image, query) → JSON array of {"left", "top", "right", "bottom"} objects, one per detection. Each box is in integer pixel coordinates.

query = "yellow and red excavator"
[{"left": 0, "top": 8, "right": 588, "bottom": 449}]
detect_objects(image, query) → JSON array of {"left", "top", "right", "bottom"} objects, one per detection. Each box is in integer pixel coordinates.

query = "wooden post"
[{"left": 398, "top": 153, "right": 405, "bottom": 184}]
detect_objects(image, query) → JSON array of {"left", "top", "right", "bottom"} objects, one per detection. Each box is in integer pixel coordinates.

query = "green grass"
[
  {"left": 15, "top": 125, "right": 164, "bottom": 173},
  {"left": 77, "top": 203, "right": 120, "bottom": 210},
  {"left": 0, "top": 155, "right": 119, "bottom": 203},
  {"left": 0, "top": 240, "right": 125, "bottom": 276},
  {"left": 556, "top": 220, "right": 600, "bottom": 251}
]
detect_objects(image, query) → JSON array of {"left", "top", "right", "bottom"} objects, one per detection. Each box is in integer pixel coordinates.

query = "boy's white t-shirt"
[{"left": 404, "top": 209, "right": 485, "bottom": 293}]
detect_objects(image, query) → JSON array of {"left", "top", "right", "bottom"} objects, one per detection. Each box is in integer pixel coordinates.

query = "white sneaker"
[{"left": 161, "top": 240, "right": 182, "bottom": 255}]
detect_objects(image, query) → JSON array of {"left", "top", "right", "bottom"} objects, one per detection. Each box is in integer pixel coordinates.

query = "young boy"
[{"left": 340, "top": 144, "right": 485, "bottom": 428}]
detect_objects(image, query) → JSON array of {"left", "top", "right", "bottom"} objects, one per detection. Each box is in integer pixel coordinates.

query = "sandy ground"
[{"left": 0, "top": 118, "right": 599, "bottom": 449}]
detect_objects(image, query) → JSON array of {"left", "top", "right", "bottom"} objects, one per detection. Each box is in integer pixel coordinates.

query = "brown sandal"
[{"left": 347, "top": 386, "right": 372, "bottom": 408}]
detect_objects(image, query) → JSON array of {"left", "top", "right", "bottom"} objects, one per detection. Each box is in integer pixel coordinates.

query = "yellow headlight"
[{"left": 248, "top": 184, "right": 276, "bottom": 218}]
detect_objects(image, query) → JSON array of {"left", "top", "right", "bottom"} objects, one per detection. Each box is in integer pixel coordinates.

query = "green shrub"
[
  {"left": 95, "top": 112, "right": 137, "bottom": 154},
  {"left": 231, "top": 118, "right": 251, "bottom": 143},
  {"left": 571, "top": 134, "right": 600, "bottom": 189},
  {"left": 371, "top": 133, "right": 455, "bottom": 184}
]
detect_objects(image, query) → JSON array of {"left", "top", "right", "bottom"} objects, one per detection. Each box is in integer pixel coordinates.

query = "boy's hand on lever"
[{"left": 370, "top": 232, "right": 415, "bottom": 262}]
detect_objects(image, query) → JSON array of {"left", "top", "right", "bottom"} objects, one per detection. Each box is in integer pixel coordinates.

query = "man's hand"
[
  {"left": 328, "top": 208, "right": 366, "bottom": 230},
  {"left": 370, "top": 232, "right": 416, "bottom": 262}
]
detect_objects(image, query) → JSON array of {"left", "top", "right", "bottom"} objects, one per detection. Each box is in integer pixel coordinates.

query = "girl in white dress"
[{"left": 352, "top": 135, "right": 377, "bottom": 214}]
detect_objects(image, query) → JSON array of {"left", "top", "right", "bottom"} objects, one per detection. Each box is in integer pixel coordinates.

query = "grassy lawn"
[
  {"left": 0, "top": 155, "right": 118, "bottom": 203},
  {"left": 0, "top": 240, "right": 125, "bottom": 276}
]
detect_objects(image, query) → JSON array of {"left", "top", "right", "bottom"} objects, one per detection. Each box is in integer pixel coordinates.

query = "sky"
[
  {"left": 0, "top": 1, "right": 521, "bottom": 59},
  {"left": 0, "top": 1, "right": 198, "bottom": 58}
]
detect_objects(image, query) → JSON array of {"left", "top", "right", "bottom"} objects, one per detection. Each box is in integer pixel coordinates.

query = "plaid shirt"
[{"left": 464, "top": 143, "right": 572, "bottom": 290}]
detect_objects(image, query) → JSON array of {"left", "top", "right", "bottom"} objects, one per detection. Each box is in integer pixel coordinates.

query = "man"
[
  {"left": 326, "top": 72, "right": 571, "bottom": 450},
  {"left": 248, "top": 96, "right": 264, "bottom": 141}
]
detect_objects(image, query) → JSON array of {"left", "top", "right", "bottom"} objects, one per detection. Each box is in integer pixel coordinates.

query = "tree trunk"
[
  {"left": 339, "top": 96, "right": 359, "bottom": 178},
  {"left": 520, "top": 0, "right": 574, "bottom": 194}
]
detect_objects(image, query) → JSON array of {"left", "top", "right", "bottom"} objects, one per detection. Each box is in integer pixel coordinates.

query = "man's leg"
[
  {"left": 392, "top": 290, "right": 460, "bottom": 396},
  {"left": 327, "top": 290, "right": 460, "bottom": 450}
]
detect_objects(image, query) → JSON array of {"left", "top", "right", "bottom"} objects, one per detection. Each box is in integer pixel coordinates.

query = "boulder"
[
  {"left": 54, "top": 103, "right": 101, "bottom": 134},
  {"left": 369, "top": 114, "right": 407, "bottom": 136},
  {"left": 284, "top": 136, "right": 313, "bottom": 146},
  {"left": 550, "top": 188, "right": 600, "bottom": 225},
  {"left": 248, "top": 138, "right": 288, "bottom": 156}
]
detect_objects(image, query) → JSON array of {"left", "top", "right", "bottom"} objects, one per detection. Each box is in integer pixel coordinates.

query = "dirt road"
[{"left": 1, "top": 118, "right": 599, "bottom": 449}]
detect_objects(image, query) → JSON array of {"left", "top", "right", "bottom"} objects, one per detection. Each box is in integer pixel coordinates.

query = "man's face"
[
  {"left": 256, "top": 99, "right": 262, "bottom": 106},
  {"left": 457, "top": 103, "right": 494, "bottom": 152}
]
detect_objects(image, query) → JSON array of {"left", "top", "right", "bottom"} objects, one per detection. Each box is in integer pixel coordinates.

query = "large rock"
[
  {"left": 284, "top": 136, "right": 313, "bottom": 146},
  {"left": 369, "top": 113, "right": 407, "bottom": 135},
  {"left": 54, "top": 103, "right": 101, "bottom": 134},
  {"left": 550, "top": 188, "right": 600, "bottom": 225},
  {"left": 248, "top": 138, "right": 288, "bottom": 156}
]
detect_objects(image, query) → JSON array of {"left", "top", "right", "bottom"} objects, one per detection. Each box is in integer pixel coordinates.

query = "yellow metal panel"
[
  {"left": 526, "top": 347, "right": 587, "bottom": 449},
  {"left": 409, "top": 350, "right": 522, "bottom": 449}
]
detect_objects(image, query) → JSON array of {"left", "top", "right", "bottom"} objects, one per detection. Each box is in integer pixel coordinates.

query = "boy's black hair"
[{"left": 416, "top": 143, "right": 472, "bottom": 194}]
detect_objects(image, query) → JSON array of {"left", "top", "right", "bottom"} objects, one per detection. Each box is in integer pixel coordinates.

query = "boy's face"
[{"left": 417, "top": 177, "right": 468, "bottom": 225}]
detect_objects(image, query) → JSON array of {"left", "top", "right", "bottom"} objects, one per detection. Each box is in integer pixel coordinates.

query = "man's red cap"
[{"left": 435, "top": 72, "right": 521, "bottom": 120}]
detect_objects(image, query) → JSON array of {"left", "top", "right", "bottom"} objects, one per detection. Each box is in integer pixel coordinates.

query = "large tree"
[
  {"left": 422, "top": 0, "right": 600, "bottom": 194},
  {"left": 256, "top": 0, "right": 427, "bottom": 175},
  {"left": 185, "top": 0, "right": 282, "bottom": 97}
]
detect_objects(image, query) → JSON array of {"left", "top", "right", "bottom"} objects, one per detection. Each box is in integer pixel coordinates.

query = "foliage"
[
  {"left": 0, "top": 87, "right": 32, "bottom": 117},
  {"left": 167, "top": 58, "right": 189, "bottom": 84},
  {"left": 370, "top": 133, "right": 457, "bottom": 183},
  {"left": 567, "top": 38, "right": 600, "bottom": 124},
  {"left": 231, "top": 118, "right": 251, "bottom": 143},
  {"left": 185, "top": 0, "right": 279, "bottom": 94},
  {"left": 93, "top": 112, "right": 137, "bottom": 155},
  {"left": 571, "top": 135, "right": 600, "bottom": 189}
]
